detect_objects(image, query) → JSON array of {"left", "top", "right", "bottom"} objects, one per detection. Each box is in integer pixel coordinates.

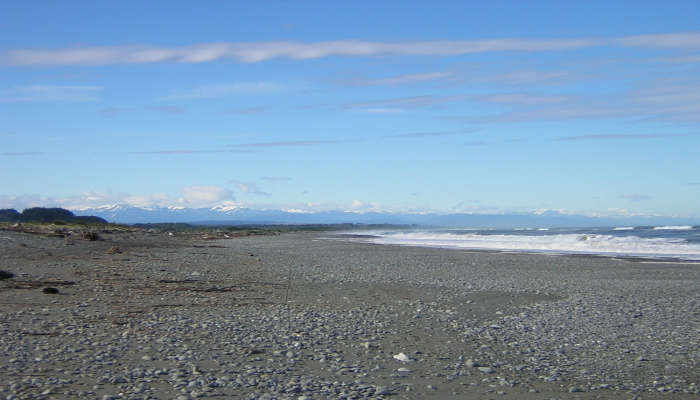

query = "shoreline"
[
  {"left": 327, "top": 233, "right": 700, "bottom": 264},
  {"left": 1, "top": 229, "right": 698, "bottom": 399}
]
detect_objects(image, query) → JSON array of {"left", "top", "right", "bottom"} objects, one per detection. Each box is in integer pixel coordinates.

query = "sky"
[{"left": 1, "top": 1, "right": 700, "bottom": 218}]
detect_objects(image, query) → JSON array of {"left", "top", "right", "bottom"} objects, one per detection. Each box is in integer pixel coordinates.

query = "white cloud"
[
  {"left": 0, "top": 85, "right": 101, "bottom": 102},
  {"left": 0, "top": 187, "right": 237, "bottom": 210},
  {"left": 181, "top": 186, "right": 234, "bottom": 207},
  {"left": 4, "top": 33, "right": 700, "bottom": 66}
]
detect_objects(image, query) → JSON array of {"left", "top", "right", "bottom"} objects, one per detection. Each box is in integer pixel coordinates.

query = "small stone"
[
  {"left": 393, "top": 352, "right": 411, "bottom": 362},
  {"left": 376, "top": 386, "right": 393, "bottom": 395},
  {"left": 42, "top": 287, "right": 60, "bottom": 294},
  {"left": 478, "top": 367, "right": 495, "bottom": 374}
]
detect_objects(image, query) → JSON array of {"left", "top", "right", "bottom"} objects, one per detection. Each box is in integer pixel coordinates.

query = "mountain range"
[{"left": 71, "top": 205, "right": 699, "bottom": 228}]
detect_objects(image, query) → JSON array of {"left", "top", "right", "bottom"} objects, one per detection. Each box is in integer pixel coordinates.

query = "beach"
[{"left": 0, "top": 229, "right": 698, "bottom": 399}]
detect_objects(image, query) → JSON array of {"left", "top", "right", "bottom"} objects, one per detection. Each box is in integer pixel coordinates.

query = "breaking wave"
[{"left": 357, "top": 230, "right": 700, "bottom": 261}]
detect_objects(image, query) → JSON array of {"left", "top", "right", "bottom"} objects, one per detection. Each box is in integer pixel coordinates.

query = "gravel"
[{"left": 0, "top": 229, "right": 698, "bottom": 399}]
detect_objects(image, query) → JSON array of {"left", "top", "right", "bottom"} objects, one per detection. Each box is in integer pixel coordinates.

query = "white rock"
[{"left": 393, "top": 352, "right": 411, "bottom": 362}]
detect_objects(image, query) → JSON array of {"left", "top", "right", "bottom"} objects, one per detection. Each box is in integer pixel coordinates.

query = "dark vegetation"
[{"left": 0, "top": 207, "right": 107, "bottom": 224}]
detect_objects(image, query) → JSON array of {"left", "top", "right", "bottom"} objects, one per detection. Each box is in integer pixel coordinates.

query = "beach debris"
[
  {"left": 42, "top": 287, "right": 60, "bottom": 294},
  {"left": 106, "top": 246, "right": 122, "bottom": 254},
  {"left": 360, "top": 341, "right": 375, "bottom": 349},
  {"left": 8, "top": 279, "right": 75, "bottom": 289},
  {"left": 393, "top": 352, "right": 411, "bottom": 362},
  {"left": 82, "top": 231, "right": 100, "bottom": 241},
  {"left": 0, "top": 270, "right": 14, "bottom": 280}
]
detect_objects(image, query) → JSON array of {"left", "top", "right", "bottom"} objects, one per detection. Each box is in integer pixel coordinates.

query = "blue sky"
[{"left": 1, "top": 1, "right": 699, "bottom": 217}]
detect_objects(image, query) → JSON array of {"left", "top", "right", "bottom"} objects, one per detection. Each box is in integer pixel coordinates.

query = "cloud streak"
[
  {"left": 161, "top": 82, "right": 286, "bottom": 100},
  {"left": 232, "top": 181, "right": 271, "bottom": 197},
  {"left": 619, "top": 194, "right": 653, "bottom": 202},
  {"left": 343, "top": 95, "right": 464, "bottom": 111},
  {"left": 384, "top": 129, "right": 476, "bottom": 139},
  {"left": 1, "top": 151, "right": 45, "bottom": 156},
  {"left": 347, "top": 72, "right": 452, "bottom": 86},
  {"left": 4, "top": 33, "right": 700, "bottom": 66},
  {"left": 0, "top": 85, "right": 101, "bottom": 102},
  {"left": 555, "top": 133, "right": 676, "bottom": 141},
  {"left": 129, "top": 149, "right": 257, "bottom": 154},
  {"left": 230, "top": 140, "right": 339, "bottom": 147}
]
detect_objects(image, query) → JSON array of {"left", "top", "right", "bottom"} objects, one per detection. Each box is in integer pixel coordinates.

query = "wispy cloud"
[
  {"left": 230, "top": 140, "right": 339, "bottom": 147},
  {"left": 161, "top": 82, "right": 286, "bottom": 100},
  {"left": 473, "top": 106, "right": 636, "bottom": 123},
  {"left": 555, "top": 133, "right": 675, "bottom": 141},
  {"left": 100, "top": 107, "right": 123, "bottom": 117},
  {"left": 343, "top": 95, "right": 464, "bottom": 111},
  {"left": 612, "top": 32, "right": 700, "bottom": 48},
  {"left": 228, "top": 107, "right": 267, "bottom": 115},
  {"left": 129, "top": 149, "right": 257, "bottom": 154},
  {"left": 1, "top": 151, "right": 44, "bottom": 156},
  {"left": 476, "top": 71, "right": 573, "bottom": 85},
  {"left": 231, "top": 181, "right": 271, "bottom": 197},
  {"left": 260, "top": 176, "right": 292, "bottom": 181},
  {"left": 5, "top": 33, "right": 699, "bottom": 66},
  {"left": 619, "top": 193, "right": 653, "bottom": 202},
  {"left": 0, "top": 85, "right": 101, "bottom": 102},
  {"left": 384, "top": 129, "right": 476, "bottom": 139},
  {"left": 346, "top": 72, "right": 452, "bottom": 86},
  {"left": 151, "top": 105, "right": 186, "bottom": 114},
  {"left": 661, "top": 54, "right": 700, "bottom": 63},
  {"left": 631, "top": 84, "right": 700, "bottom": 120},
  {"left": 478, "top": 93, "right": 572, "bottom": 105}
]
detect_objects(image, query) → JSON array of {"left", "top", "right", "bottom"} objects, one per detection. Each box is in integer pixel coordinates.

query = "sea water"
[{"left": 346, "top": 225, "right": 700, "bottom": 261}]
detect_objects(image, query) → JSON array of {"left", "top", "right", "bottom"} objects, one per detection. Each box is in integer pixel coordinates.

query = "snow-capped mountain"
[{"left": 70, "top": 205, "right": 700, "bottom": 228}]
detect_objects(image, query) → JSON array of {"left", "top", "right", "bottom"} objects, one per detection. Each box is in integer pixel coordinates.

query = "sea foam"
[{"left": 360, "top": 230, "right": 700, "bottom": 260}]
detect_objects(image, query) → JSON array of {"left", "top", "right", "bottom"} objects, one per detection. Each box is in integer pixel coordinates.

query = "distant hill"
[{"left": 0, "top": 207, "right": 107, "bottom": 224}]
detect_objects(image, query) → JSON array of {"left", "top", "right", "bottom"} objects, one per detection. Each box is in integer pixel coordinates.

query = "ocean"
[{"left": 342, "top": 225, "right": 700, "bottom": 261}]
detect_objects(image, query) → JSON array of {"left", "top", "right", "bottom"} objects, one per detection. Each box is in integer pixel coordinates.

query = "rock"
[
  {"left": 393, "top": 352, "right": 411, "bottom": 362},
  {"left": 42, "top": 287, "right": 60, "bottom": 294},
  {"left": 466, "top": 359, "right": 480, "bottom": 368},
  {"left": 478, "top": 367, "right": 495, "bottom": 374}
]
